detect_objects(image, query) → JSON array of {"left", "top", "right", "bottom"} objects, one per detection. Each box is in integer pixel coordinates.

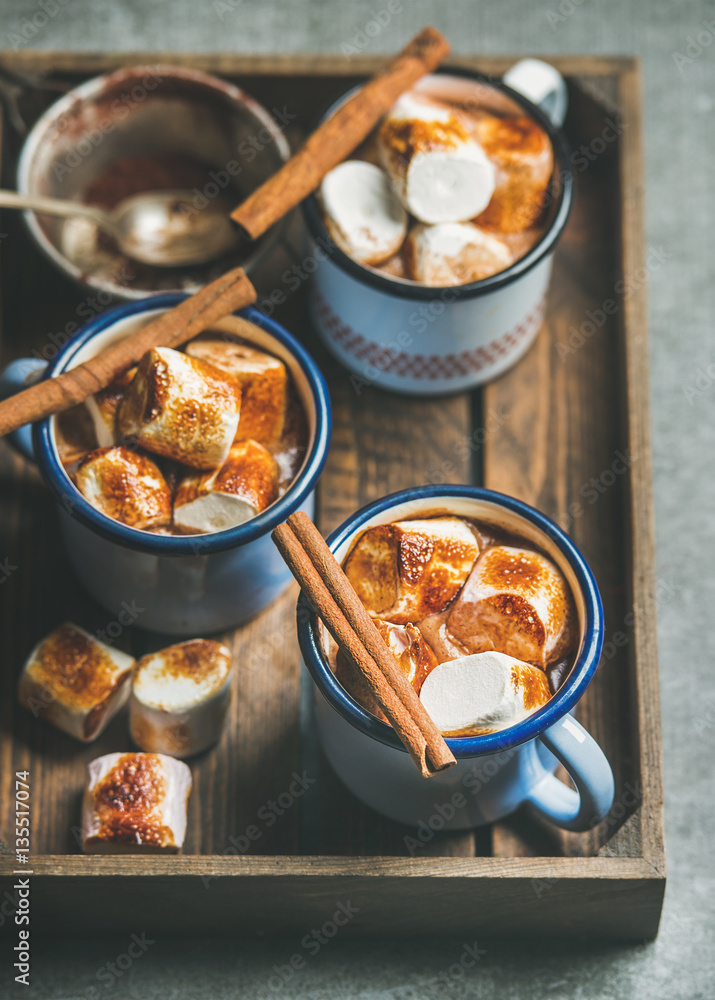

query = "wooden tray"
[{"left": 0, "top": 53, "right": 664, "bottom": 941}]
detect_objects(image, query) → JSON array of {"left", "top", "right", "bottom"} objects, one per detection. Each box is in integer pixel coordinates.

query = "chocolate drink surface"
[{"left": 332, "top": 513, "right": 578, "bottom": 737}]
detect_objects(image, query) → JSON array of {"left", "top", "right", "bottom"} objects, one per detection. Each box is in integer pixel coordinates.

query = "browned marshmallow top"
[
  {"left": 75, "top": 445, "right": 172, "bottom": 530},
  {"left": 91, "top": 753, "right": 172, "bottom": 847},
  {"left": 447, "top": 545, "right": 573, "bottom": 669},
  {"left": 184, "top": 337, "right": 288, "bottom": 446},
  {"left": 118, "top": 347, "right": 242, "bottom": 469},
  {"left": 344, "top": 517, "right": 479, "bottom": 624},
  {"left": 23, "top": 622, "right": 133, "bottom": 713}
]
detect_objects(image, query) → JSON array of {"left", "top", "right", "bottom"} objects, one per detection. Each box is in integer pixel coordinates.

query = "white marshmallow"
[
  {"left": 82, "top": 752, "right": 192, "bottom": 853},
  {"left": 118, "top": 347, "right": 242, "bottom": 469},
  {"left": 378, "top": 94, "right": 496, "bottom": 224},
  {"left": 130, "top": 639, "right": 233, "bottom": 758},
  {"left": 17, "top": 622, "right": 135, "bottom": 742},
  {"left": 320, "top": 160, "right": 408, "bottom": 265},
  {"left": 404, "top": 222, "right": 512, "bottom": 287},
  {"left": 173, "top": 439, "right": 279, "bottom": 534},
  {"left": 75, "top": 445, "right": 172, "bottom": 530},
  {"left": 344, "top": 516, "right": 479, "bottom": 624},
  {"left": 419, "top": 651, "right": 551, "bottom": 735},
  {"left": 184, "top": 336, "right": 287, "bottom": 445},
  {"left": 447, "top": 545, "right": 574, "bottom": 669}
]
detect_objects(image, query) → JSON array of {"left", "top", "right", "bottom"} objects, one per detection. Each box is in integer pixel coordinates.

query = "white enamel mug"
[
  {"left": 297, "top": 486, "right": 614, "bottom": 832},
  {"left": 0, "top": 296, "right": 331, "bottom": 635},
  {"left": 303, "top": 61, "right": 572, "bottom": 395}
]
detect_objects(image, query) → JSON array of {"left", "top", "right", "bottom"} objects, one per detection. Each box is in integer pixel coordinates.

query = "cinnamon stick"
[
  {"left": 231, "top": 26, "right": 451, "bottom": 240},
  {"left": 272, "top": 513, "right": 456, "bottom": 778},
  {"left": 0, "top": 267, "right": 256, "bottom": 438}
]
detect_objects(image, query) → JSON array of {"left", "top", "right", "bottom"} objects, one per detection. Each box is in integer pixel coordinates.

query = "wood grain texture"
[{"left": 0, "top": 54, "right": 664, "bottom": 937}]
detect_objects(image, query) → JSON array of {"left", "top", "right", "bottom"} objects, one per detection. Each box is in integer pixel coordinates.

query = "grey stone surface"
[{"left": 2, "top": 0, "right": 714, "bottom": 996}]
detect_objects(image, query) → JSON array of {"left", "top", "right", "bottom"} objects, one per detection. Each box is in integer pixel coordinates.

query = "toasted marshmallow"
[
  {"left": 447, "top": 545, "right": 574, "bottom": 669},
  {"left": 84, "top": 366, "right": 137, "bottom": 447},
  {"left": 378, "top": 93, "right": 496, "bottom": 224},
  {"left": 118, "top": 347, "right": 241, "bottom": 469},
  {"left": 344, "top": 516, "right": 479, "bottom": 625},
  {"left": 419, "top": 651, "right": 551, "bottom": 735},
  {"left": 75, "top": 445, "right": 172, "bottom": 530},
  {"left": 17, "top": 623, "right": 135, "bottom": 742},
  {"left": 173, "top": 439, "right": 279, "bottom": 533},
  {"left": 404, "top": 222, "right": 512, "bottom": 286},
  {"left": 471, "top": 114, "right": 553, "bottom": 233},
  {"left": 82, "top": 752, "right": 192, "bottom": 854},
  {"left": 130, "top": 639, "right": 233, "bottom": 758},
  {"left": 320, "top": 160, "right": 408, "bottom": 265},
  {"left": 184, "top": 337, "right": 287, "bottom": 446}
]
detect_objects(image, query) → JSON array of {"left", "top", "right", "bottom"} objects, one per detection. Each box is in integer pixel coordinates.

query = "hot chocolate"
[{"left": 332, "top": 513, "right": 578, "bottom": 736}]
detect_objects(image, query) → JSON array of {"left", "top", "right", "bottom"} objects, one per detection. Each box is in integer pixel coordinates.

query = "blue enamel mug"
[
  {"left": 0, "top": 294, "right": 331, "bottom": 635},
  {"left": 298, "top": 485, "right": 614, "bottom": 832}
]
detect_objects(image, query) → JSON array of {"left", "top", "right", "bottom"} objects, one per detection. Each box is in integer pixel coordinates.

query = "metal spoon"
[{"left": 0, "top": 188, "right": 240, "bottom": 266}]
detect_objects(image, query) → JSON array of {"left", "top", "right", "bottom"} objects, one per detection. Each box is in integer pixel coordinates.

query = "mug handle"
[
  {"left": 503, "top": 58, "right": 568, "bottom": 128},
  {"left": 0, "top": 357, "right": 47, "bottom": 462},
  {"left": 525, "top": 715, "right": 615, "bottom": 832}
]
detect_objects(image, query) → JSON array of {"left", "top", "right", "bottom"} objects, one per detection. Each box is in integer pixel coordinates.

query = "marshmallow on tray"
[
  {"left": 75, "top": 445, "right": 172, "bottom": 530},
  {"left": 81, "top": 752, "right": 192, "bottom": 854},
  {"left": 173, "top": 439, "right": 279, "bottom": 534},
  {"left": 344, "top": 517, "right": 479, "bottom": 624},
  {"left": 378, "top": 93, "right": 496, "bottom": 224},
  {"left": 130, "top": 639, "right": 233, "bottom": 758},
  {"left": 84, "top": 366, "right": 137, "bottom": 448},
  {"left": 447, "top": 545, "right": 574, "bottom": 669},
  {"left": 118, "top": 347, "right": 242, "bottom": 469},
  {"left": 471, "top": 114, "right": 554, "bottom": 233},
  {"left": 184, "top": 337, "right": 287, "bottom": 446},
  {"left": 419, "top": 651, "right": 551, "bottom": 735},
  {"left": 404, "top": 222, "right": 513, "bottom": 287},
  {"left": 17, "top": 622, "right": 135, "bottom": 742},
  {"left": 320, "top": 160, "right": 408, "bottom": 265}
]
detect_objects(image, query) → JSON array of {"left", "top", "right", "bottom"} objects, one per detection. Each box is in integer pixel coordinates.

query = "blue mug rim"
[
  {"left": 297, "top": 484, "right": 604, "bottom": 759},
  {"left": 33, "top": 293, "right": 332, "bottom": 556}
]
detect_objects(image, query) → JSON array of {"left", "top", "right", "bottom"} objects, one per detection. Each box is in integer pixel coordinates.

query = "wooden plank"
[{"left": 0, "top": 855, "right": 664, "bottom": 941}]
